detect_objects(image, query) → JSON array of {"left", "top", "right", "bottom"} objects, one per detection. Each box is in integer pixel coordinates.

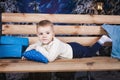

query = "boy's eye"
[
  {"left": 46, "top": 32, "right": 50, "bottom": 34},
  {"left": 39, "top": 33, "right": 43, "bottom": 35}
]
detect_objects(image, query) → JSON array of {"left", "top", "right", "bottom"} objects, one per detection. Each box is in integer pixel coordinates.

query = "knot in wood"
[{"left": 86, "top": 62, "right": 94, "bottom": 66}]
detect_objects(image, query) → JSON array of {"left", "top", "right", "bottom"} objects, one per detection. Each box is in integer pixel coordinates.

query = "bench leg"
[
  {"left": 87, "top": 71, "right": 94, "bottom": 80},
  {"left": 51, "top": 72, "right": 57, "bottom": 80}
]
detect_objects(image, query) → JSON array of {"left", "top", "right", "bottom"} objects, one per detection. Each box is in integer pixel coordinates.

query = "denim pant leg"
[
  {"left": 83, "top": 42, "right": 102, "bottom": 57},
  {"left": 68, "top": 42, "right": 102, "bottom": 58}
]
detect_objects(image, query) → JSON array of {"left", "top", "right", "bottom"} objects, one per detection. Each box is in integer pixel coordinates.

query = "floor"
[{"left": 0, "top": 71, "right": 120, "bottom": 80}]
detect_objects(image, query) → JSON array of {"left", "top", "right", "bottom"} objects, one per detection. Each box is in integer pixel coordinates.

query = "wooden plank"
[
  {"left": 28, "top": 37, "right": 112, "bottom": 46},
  {"left": 2, "top": 24, "right": 37, "bottom": 35},
  {"left": 28, "top": 37, "right": 100, "bottom": 46},
  {"left": 0, "top": 57, "right": 120, "bottom": 72},
  {"left": 2, "top": 24, "right": 106, "bottom": 35},
  {"left": 2, "top": 13, "right": 120, "bottom": 24}
]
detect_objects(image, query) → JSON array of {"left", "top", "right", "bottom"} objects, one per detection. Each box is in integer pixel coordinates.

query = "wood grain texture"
[
  {"left": 28, "top": 37, "right": 111, "bottom": 46},
  {"left": 28, "top": 37, "right": 100, "bottom": 46},
  {"left": 2, "top": 13, "right": 120, "bottom": 24},
  {"left": 0, "top": 57, "right": 120, "bottom": 72},
  {"left": 2, "top": 24, "right": 106, "bottom": 35}
]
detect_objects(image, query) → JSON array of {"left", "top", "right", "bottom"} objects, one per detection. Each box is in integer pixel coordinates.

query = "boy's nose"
[{"left": 43, "top": 34, "right": 47, "bottom": 38}]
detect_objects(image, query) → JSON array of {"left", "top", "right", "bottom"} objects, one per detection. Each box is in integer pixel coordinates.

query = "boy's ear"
[{"left": 53, "top": 32, "right": 55, "bottom": 36}]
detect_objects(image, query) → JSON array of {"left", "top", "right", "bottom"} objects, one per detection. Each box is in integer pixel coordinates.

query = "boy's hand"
[{"left": 21, "top": 56, "right": 26, "bottom": 60}]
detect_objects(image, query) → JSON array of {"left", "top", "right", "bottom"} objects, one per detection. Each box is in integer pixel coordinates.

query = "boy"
[{"left": 23, "top": 20, "right": 112, "bottom": 62}]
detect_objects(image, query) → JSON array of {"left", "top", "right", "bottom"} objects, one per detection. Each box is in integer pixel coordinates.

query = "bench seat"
[
  {"left": 0, "top": 13, "right": 120, "bottom": 72},
  {"left": 0, "top": 57, "right": 120, "bottom": 72}
]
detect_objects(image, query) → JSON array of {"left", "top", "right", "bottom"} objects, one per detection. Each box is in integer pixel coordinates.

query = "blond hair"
[{"left": 37, "top": 20, "right": 53, "bottom": 29}]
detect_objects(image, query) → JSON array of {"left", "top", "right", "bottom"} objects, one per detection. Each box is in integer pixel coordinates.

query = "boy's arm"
[
  {"left": 25, "top": 45, "right": 36, "bottom": 51},
  {"left": 35, "top": 43, "right": 60, "bottom": 62}
]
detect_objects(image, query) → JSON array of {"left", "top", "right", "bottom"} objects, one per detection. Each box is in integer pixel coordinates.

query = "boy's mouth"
[{"left": 42, "top": 39, "right": 48, "bottom": 41}]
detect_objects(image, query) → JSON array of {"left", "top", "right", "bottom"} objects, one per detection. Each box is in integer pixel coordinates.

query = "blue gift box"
[
  {"left": 0, "top": 36, "right": 29, "bottom": 46},
  {"left": 0, "top": 36, "right": 29, "bottom": 58},
  {"left": 0, "top": 45, "right": 22, "bottom": 58}
]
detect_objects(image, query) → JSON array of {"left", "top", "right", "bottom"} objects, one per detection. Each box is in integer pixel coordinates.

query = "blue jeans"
[{"left": 68, "top": 42, "right": 102, "bottom": 58}]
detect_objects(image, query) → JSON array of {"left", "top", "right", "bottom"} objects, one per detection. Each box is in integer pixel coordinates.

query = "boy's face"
[{"left": 37, "top": 25, "right": 54, "bottom": 45}]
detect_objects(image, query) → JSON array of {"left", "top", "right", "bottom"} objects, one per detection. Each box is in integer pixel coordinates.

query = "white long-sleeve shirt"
[{"left": 26, "top": 37, "right": 73, "bottom": 62}]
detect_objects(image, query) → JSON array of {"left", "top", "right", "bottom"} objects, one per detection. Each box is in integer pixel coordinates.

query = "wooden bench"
[{"left": 0, "top": 13, "right": 120, "bottom": 72}]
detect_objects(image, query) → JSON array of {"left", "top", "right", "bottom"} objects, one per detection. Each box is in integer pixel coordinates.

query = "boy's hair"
[{"left": 37, "top": 20, "right": 53, "bottom": 29}]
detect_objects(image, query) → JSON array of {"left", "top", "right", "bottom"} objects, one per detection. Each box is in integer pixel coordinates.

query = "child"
[{"left": 23, "top": 20, "right": 112, "bottom": 62}]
